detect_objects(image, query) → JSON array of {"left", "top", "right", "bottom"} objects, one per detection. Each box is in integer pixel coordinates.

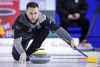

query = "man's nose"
[{"left": 32, "top": 15, "right": 35, "bottom": 19}]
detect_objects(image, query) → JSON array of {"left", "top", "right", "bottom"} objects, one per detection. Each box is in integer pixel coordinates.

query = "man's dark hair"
[{"left": 27, "top": 2, "right": 39, "bottom": 9}]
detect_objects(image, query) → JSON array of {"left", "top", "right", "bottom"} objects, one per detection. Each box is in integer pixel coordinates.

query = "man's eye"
[
  {"left": 30, "top": 13, "right": 33, "bottom": 15},
  {"left": 34, "top": 13, "right": 37, "bottom": 14}
]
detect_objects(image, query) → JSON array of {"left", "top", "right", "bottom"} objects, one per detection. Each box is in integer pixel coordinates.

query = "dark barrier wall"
[
  {"left": 56, "top": 0, "right": 100, "bottom": 48},
  {"left": 86, "top": 0, "right": 100, "bottom": 48}
]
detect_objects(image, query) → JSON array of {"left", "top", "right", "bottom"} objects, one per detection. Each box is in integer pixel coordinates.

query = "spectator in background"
[{"left": 56, "top": 0, "right": 89, "bottom": 44}]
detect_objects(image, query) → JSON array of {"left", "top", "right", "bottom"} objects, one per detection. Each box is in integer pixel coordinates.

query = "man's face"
[{"left": 26, "top": 7, "right": 39, "bottom": 23}]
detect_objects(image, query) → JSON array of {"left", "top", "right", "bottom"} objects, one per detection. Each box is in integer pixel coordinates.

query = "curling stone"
[
  {"left": 30, "top": 49, "right": 51, "bottom": 64},
  {"left": 86, "top": 57, "right": 98, "bottom": 63},
  {"left": 77, "top": 42, "right": 94, "bottom": 51}
]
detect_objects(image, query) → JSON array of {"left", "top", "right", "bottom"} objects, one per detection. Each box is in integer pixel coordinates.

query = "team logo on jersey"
[
  {"left": 28, "top": 28, "right": 32, "bottom": 32},
  {"left": 16, "top": 25, "right": 21, "bottom": 30},
  {"left": 75, "top": 0, "right": 79, "bottom": 3}
]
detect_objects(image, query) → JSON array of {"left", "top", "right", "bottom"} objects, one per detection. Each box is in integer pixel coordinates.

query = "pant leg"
[
  {"left": 26, "top": 27, "right": 49, "bottom": 56},
  {"left": 78, "top": 17, "right": 89, "bottom": 42},
  {"left": 12, "top": 39, "right": 30, "bottom": 61},
  {"left": 12, "top": 46, "right": 20, "bottom": 61}
]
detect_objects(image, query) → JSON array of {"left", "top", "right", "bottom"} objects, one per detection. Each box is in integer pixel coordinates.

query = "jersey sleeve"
[
  {"left": 44, "top": 17, "right": 73, "bottom": 43},
  {"left": 44, "top": 17, "right": 60, "bottom": 32},
  {"left": 12, "top": 19, "right": 25, "bottom": 54}
]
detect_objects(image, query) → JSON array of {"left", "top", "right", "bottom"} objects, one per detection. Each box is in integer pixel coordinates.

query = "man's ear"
[{"left": 26, "top": 10, "right": 27, "bottom": 14}]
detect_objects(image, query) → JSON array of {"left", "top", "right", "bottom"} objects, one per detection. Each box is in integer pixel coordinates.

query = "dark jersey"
[
  {"left": 12, "top": 12, "right": 72, "bottom": 54},
  {"left": 12, "top": 12, "right": 60, "bottom": 40}
]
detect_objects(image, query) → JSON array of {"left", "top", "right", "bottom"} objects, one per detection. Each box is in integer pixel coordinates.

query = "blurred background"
[{"left": 0, "top": 0, "right": 100, "bottom": 53}]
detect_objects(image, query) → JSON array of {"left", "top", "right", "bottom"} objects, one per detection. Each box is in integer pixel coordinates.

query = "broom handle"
[
  {"left": 74, "top": 47, "right": 88, "bottom": 57},
  {"left": 63, "top": 38, "right": 88, "bottom": 57}
]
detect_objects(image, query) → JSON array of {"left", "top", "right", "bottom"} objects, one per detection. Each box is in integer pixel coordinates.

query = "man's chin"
[{"left": 31, "top": 21, "right": 36, "bottom": 23}]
